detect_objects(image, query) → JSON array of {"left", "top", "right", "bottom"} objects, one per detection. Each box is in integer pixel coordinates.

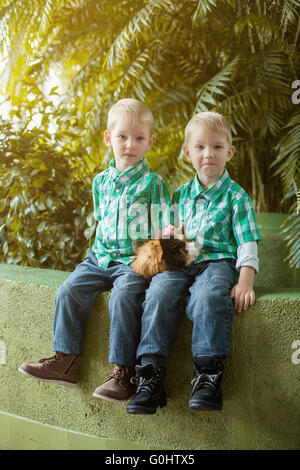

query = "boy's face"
[
  {"left": 104, "top": 116, "right": 155, "bottom": 172},
  {"left": 183, "top": 125, "right": 235, "bottom": 190}
]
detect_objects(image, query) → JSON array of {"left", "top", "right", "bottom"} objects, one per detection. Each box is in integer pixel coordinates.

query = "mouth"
[{"left": 124, "top": 153, "right": 136, "bottom": 158}]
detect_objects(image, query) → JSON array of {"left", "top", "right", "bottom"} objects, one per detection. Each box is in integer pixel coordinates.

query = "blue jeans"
[
  {"left": 53, "top": 249, "right": 189, "bottom": 367},
  {"left": 183, "top": 259, "right": 239, "bottom": 358}
]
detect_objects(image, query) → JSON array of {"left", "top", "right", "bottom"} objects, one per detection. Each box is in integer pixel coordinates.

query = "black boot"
[
  {"left": 126, "top": 363, "right": 167, "bottom": 415},
  {"left": 189, "top": 356, "right": 224, "bottom": 411}
]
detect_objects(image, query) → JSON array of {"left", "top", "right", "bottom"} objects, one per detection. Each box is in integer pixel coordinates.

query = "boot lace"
[
  {"left": 39, "top": 352, "right": 65, "bottom": 364},
  {"left": 133, "top": 370, "right": 161, "bottom": 394},
  {"left": 108, "top": 366, "right": 132, "bottom": 381},
  {"left": 191, "top": 372, "right": 220, "bottom": 394}
]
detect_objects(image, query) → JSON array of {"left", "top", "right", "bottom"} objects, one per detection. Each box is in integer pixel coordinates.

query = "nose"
[
  {"left": 126, "top": 137, "right": 135, "bottom": 149},
  {"left": 203, "top": 146, "right": 213, "bottom": 158}
]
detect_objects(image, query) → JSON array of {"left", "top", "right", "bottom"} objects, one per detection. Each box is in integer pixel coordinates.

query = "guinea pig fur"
[{"left": 131, "top": 237, "right": 190, "bottom": 280}]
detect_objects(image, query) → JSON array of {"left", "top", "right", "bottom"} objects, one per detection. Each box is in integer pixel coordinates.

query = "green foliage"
[
  {"left": 0, "top": 115, "right": 95, "bottom": 270},
  {"left": 0, "top": 0, "right": 300, "bottom": 269},
  {"left": 272, "top": 108, "right": 300, "bottom": 268}
]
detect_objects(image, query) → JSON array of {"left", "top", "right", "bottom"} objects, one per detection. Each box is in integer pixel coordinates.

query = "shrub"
[{"left": 0, "top": 119, "right": 95, "bottom": 271}]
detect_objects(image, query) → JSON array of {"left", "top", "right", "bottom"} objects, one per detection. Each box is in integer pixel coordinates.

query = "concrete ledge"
[
  {"left": 0, "top": 411, "right": 155, "bottom": 450},
  {"left": 0, "top": 263, "right": 300, "bottom": 450}
]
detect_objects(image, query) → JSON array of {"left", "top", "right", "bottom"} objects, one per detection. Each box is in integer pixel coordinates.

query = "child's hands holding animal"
[{"left": 162, "top": 223, "right": 185, "bottom": 239}]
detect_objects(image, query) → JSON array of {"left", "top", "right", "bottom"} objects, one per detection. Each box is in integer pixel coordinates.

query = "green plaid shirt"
[
  {"left": 92, "top": 158, "right": 171, "bottom": 268},
  {"left": 172, "top": 169, "right": 261, "bottom": 263}
]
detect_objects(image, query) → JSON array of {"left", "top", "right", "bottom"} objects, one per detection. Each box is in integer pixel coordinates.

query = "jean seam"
[
  {"left": 150, "top": 280, "right": 183, "bottom": 306},
  {"left": 188, "top": 292, "right": 234, "bottom": 357},
  {"left": 64, "top": 279, "right": 90, "bottom": 309}
]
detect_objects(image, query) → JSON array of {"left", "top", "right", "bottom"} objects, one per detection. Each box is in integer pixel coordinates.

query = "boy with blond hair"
[
  {"left": 126, "top": 111, "right": 261, "bottom": 414},
  {"left": 19, "top": 98, "right": 183, "bottom": 404}
]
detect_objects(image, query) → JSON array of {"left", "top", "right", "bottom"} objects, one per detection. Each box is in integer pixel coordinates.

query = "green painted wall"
[
  {"left": 255, "top": 213, "right": 300, "bottom": 288},
  {"left": 0, "top": 213, "right": 299, "bottom": 450},
  {"left": 0, "top": 274, "right": 299, "bottom": 449}
]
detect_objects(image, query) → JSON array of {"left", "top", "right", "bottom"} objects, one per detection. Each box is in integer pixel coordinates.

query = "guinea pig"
[{"left": 131, "top": 237, "right": 191, "bottom": 280}]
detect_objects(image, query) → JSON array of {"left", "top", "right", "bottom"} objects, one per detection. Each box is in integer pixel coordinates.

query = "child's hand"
[
  {"left": 230, "top": 283, "right": 255, "bottom": 313},
  {"left": 162, "top": 225, "right": 175, "bottom": 238},
  {"left": 162, "top": 223, "right": 185, "bottom": 239},
  {"left": 173, "top": 223, "right": 185, "bottom": 239},
  {"left": 230, "top": 266, "right": 256, "bottom": 313}
]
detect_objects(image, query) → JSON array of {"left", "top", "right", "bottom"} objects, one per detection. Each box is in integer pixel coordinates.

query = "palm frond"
[
  {"left": 234, "top": 12, "right": 278, "bottom": 43},
  {"left": 281, "top": 0, "right": 300, "bottom": 25},
  {"left": 103, "top": 0, "right": 175, "bottom": 70},
  {"left": 282, "top": 210, "right": 300, "bottom": 269},
  {"left": 194, "top": 56, "right": 241, "bottom": 113},
  {"left": 272, "top": 108, "right": 300, "bottom": 192},
  {"left": 191, "top": 0, "right": 217, "bottom": 25}
]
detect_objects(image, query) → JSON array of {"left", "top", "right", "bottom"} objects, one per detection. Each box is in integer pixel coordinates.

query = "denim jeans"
[
  {"left": 53, "top": 249, "right": 189, "bottom": 367},
  {"left": 183, "top": 259, "right": 239, "bottom": 358}
]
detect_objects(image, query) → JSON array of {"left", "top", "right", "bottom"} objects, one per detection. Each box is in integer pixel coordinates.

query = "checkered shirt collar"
[
  {"left": 192, "top": 169, "right": 232, "bottom": 200},
  {"left": 108, "top": 158, "right": 148, "bottom": 185}
]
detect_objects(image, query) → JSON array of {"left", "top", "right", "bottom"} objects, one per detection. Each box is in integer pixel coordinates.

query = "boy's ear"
[
  {"left": 227, "top": 145, "right": 235, "bottom": 161},
  {"left": 147, "top": 134, "right": 156, "bottom": 150},
  {"left": 183, "top": 144, "right": 191, "bottom": 160},
  {"left": 104, "top": 130, "right": 112, "bottom": 147}
]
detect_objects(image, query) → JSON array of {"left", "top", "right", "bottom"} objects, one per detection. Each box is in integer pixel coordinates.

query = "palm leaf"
[
  {"left": 194, "top": 56, "right": 241, "bottom": 113},
  {"left": 282, "top": 210, "right": 300, "bottom": 269},
  {"left": 281, "top": 0, "right": 300, "bottom": 24},
  {"left": 103, "top": 0, "right": 175, "bottom": 70},
  {"left": 272, "top": 108, "right": 300, "bottom": 192}
]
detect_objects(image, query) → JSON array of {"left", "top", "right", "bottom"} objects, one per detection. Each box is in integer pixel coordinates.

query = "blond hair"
[
  {"left": 107, "top": 98, "right": 155, "bottom": 134},
  {"left": 185, "top": 111, "right": 232, "bottom": 145}
]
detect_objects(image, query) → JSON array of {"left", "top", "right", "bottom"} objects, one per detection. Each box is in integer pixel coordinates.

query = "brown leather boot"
[
  {"left": 93, "top": 365, "right": 136, "bottom": 402},
  {"left": 18, "top": 352, "right": 81, "bottom": 388}
]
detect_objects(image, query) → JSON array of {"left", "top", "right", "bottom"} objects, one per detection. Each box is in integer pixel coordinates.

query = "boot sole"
[
  {"left": 18, "top": 366, "right": 77, "bottom": 388},
  {"left": 126, "top": 401, "right": 167, "bottom": 415},
  {"left": 189, "top": 399, "right": 222, "bottom": 411},
  {"left": 92, "top": 391, "right": 135, "bottom": 403}
]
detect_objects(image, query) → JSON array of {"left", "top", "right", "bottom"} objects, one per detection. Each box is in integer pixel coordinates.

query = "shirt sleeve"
[
  {"left": 232, "top": 193, "right": 261, "bottom": 246},
  {"left": 236, "top": 241, "right": 259, "bottom": 273}
]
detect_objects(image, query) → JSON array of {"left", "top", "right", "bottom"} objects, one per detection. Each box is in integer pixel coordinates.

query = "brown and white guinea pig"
[{"left": 131, "top": 236, "right": 191, "bottom": 281}]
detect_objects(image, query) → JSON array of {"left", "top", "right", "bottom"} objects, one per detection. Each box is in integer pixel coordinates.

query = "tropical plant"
[
  {"left": 0, "top": 91, "right": 95, "bottom": 270},
  {"left": 0, "top": 0, "right": 299, "bottom": 268},
  {"left": 272, "top": 106, "right": 300, "bottom": 268}
]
